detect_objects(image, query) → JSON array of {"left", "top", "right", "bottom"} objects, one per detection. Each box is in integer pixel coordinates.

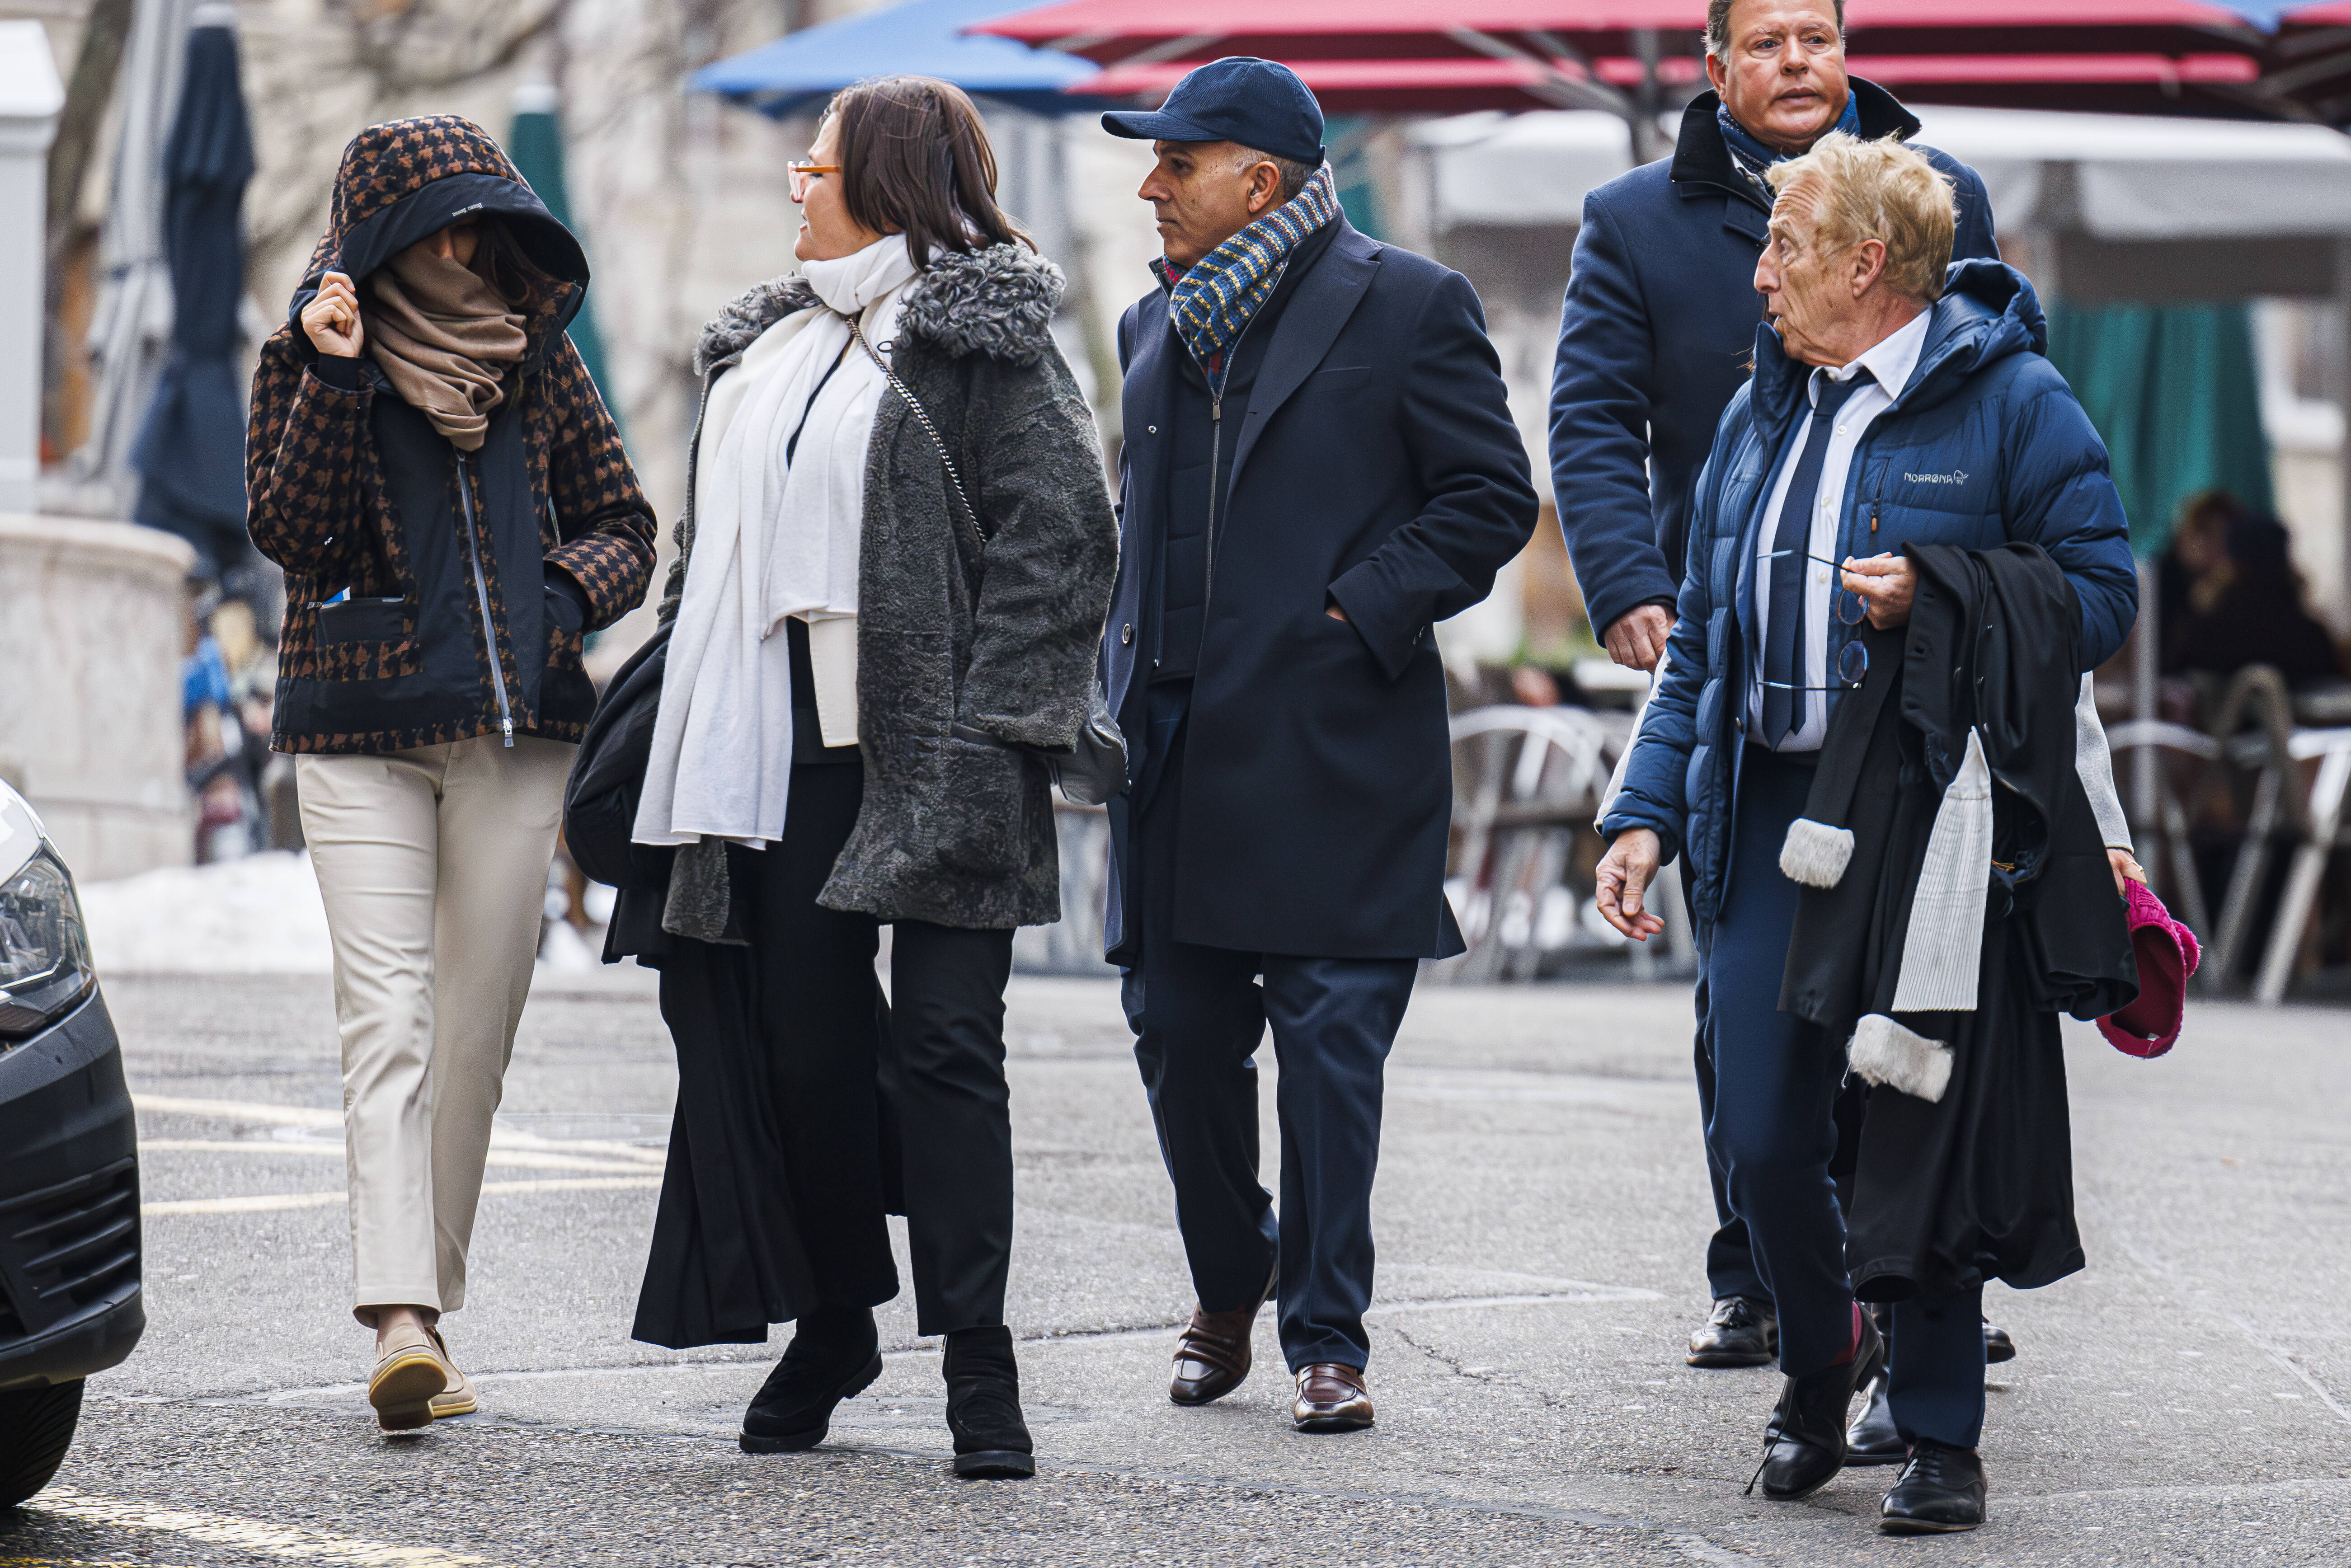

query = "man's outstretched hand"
[
  {"left": 1604, "top": 605, "right": 1675, "bottom": 673},
  {"left": 1594, "top": 828, "right": 1665, "bottom": 942}
]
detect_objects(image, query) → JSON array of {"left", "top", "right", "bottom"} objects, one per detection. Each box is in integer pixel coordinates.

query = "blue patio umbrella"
[
  {"left": 130, "top": 16, "right": 254, "bottom": 585},
  {"left": 691, "top": 0, "right": 1111, "bottom": 120}
]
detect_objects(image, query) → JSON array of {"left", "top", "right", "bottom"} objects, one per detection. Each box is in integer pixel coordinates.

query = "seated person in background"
[
  {"left": 2168, "top": 512, "right": 2346, "bottom": 687},
  {"left": 2155, "top": 489, "right": 2242, "bottom": 667}
]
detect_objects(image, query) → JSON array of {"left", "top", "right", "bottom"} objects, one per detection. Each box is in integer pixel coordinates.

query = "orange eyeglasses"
[{"left": 787, "top": 161, "right": 840, "bottom": 202}]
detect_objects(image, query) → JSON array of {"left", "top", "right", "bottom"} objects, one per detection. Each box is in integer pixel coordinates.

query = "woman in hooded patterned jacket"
[
  {"left": 247, "top": 116, "right": 654, "bottom": 1433},
  {"left": 612, "top": 76, "right": 1117, "bottom": 1478}
]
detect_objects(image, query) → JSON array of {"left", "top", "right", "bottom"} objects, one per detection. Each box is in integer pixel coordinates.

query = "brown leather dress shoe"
[
  {"left": 1170, "top": 1263, "right": 1277, "bottom": 1406},
  {"left": 1291, "top": 1362, "right": 1374, "bottom": 1433}
]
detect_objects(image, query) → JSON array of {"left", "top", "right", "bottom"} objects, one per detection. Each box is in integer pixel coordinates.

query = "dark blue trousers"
[
  {"left": 1122, "top": 684, "right": 1417, "bottom": 1371},
  {"left": 1706, "top": 746, "right": 1985, "bottom": 1443}
]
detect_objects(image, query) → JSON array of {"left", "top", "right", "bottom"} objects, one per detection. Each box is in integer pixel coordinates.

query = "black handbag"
[{"left": 561, "top": 622, "right": 676, "bottom": 890}]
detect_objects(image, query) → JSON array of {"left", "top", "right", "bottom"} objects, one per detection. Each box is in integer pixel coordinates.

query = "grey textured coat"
[{"left": 656, "top": 244, "right": 1118, "bottom": 934}]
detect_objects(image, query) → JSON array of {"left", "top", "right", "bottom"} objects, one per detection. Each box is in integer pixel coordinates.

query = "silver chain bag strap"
[{"left": 846, "top": 315, "right": 1128, "bottom": 805}]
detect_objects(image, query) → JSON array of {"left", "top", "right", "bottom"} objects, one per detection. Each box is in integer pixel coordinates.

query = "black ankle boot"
[
  {"left": 1749, "top": 1309, "right": 1886, "bottom": 1501},
  {"left": 942, "top": 1325, "right": 1034, "bottom": 1479},
  {"left": 740, "top": 1308, "right": 882, "bottom": 1454}
]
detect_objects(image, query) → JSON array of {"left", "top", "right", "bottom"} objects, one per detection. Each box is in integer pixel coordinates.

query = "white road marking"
[
  {"left": 143, "top": 1177, "right": 661, "bottom": 1217},
  {"left": 27, "top": 1488, "right": 501, "bottom": 1567},
  {"left": 136, "top": 1141, "right": 658, "bottom": 1175},
  {"left": 133, "top": 1094, "right": 667, "bottom": 1166},
  {"left": 135, "top": 1094, "right": 339, "bottom": 1127}
]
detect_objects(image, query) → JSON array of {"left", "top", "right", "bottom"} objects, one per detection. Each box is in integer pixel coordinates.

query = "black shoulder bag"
[{"left": 560, "top": 621, "right": 674, "bottom": 890}]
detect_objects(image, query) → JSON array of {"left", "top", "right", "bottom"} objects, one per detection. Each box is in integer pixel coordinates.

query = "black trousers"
[
  {"left": 1123, "top": 684, "right": 1418, "bottom": 1371},
  {"left": 635, "top": 758, "right": 1015, "bottom": 1347}
]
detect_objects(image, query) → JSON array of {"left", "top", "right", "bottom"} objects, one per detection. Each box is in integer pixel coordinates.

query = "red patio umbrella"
[
  {"left": 976, "top": 0, "right": 2264, "bottom": 66},
  {"left": 1081, "top": 48, "right": 2258, "bottom": 114},
  {"left": 2260, "top": 1, "right": 2351, "bottom": 122}
]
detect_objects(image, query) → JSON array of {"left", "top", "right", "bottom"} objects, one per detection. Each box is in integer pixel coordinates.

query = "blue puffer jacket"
[{"left": 1601, "top": 259, "right": 2137, "bottom": 939}]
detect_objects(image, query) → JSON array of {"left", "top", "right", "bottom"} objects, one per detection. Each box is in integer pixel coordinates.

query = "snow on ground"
[{"left": 78, "top": 851, "right": 335, "bottom": 975}]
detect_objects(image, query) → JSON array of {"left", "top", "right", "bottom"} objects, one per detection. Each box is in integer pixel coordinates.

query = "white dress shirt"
[{"left": 1747, "top": 307, "right": 1933, "bottom": 752}]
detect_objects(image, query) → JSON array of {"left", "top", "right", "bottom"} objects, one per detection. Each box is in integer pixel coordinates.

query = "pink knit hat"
[{"left": 2098, "top": 878, "right": 2199, "bottom": 1058}]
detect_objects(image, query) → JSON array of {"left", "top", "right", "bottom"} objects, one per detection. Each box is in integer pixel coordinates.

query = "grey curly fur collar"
[{"left": 693, "top": 243, "right": 1064, "bottom": 377}]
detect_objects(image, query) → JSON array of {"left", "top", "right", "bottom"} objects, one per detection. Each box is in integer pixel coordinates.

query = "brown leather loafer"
[
  {"left": 1170, "top": 1263, "right": 1277, "bottom": 1406},
  {"left": 1291, "top": 1362, "right": 1374, "bottom": 1433}
]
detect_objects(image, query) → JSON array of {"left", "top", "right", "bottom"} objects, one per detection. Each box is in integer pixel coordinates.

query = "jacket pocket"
[
  {"left": 315, "top": 597, "right": 409, "bottom": 644},
  {"left": 928, "top": 730, "right": 1031, "bottom": 877}
]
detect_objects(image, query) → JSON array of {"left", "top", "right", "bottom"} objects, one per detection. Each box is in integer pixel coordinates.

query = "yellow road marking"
[
  {"left": 136, "top": 1141, "right": 657, "bottom": 1175},
  {"left": 28, "top": 1488, "right": 503, "bottom": 1566},
  {"left": 143, "top": 1176, "right": 661, "bottom": 1217}
]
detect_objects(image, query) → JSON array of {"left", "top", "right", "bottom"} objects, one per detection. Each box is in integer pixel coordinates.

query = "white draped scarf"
[{"left": 633, "top": 234, "right": 919, "bottom": 848}]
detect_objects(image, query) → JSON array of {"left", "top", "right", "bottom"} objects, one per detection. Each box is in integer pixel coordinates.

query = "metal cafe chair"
[{"left": 1441, "top": 704, "right": 1686, "bottom": 983}]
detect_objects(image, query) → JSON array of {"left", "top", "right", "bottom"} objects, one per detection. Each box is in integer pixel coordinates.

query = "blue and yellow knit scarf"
[{"left": 1151, "top": 163, "right": 1339, "bottom": 394}]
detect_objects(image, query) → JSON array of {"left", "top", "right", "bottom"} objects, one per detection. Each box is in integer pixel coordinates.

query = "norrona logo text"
[{"left": 1904, "top": 469, "right": 1970, "bottom": 485}]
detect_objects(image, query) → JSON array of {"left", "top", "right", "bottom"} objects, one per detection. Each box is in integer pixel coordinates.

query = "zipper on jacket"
[
  {"left": 457, "top": 451, "right": 516, "bottom": 746},
  {"left": 1193, "top": 262, "right": 1284, "bottom": 637}
]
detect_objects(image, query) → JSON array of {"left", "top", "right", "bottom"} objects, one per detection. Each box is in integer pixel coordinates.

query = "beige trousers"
[{"left": 297, "top": 736, "right": 574, "bottom": 1320}]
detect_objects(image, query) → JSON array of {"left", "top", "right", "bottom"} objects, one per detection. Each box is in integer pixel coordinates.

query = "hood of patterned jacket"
[
  {"left": 286, "top": 115, "right": 588, "bottom": 369},
  {"left": 248, "top": 116, "right": 654, "bottom": 756}
]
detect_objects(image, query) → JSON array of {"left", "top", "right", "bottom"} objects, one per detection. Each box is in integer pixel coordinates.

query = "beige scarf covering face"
[{"left": 362, "top": 244, "right": 528, "bottom": 451}]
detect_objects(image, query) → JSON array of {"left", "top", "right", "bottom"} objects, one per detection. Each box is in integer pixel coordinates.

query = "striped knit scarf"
[{"left": 1151, "top": 163, "right": 1339, "bottom": 394}]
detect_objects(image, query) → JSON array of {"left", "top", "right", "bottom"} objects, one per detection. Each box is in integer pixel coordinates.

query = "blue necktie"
[{"left": 1761, "top": 368, "right": 1873, "bottom": 745}]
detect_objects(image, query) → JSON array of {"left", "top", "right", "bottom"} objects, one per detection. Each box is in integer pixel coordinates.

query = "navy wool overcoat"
[
  {"left": 1549, "top": 81, "right": 2000, "bottom": 641},
  {"left": 1104, "top": 220, "right": 1540, "bottom": 963}
]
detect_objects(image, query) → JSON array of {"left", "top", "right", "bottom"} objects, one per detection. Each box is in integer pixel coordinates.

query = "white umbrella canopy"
[
  {"left": 1410, "top": 103, "right": 2351, "bottom": 239},
  {"left": 1909, "top": 103, "right": 2351, "bottom": 239},
  {"left": 72, "top": 0, "right": 199, "bottom": 513}
]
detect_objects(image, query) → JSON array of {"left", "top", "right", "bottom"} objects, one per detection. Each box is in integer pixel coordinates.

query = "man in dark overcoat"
[
  {"left": 1097, "top": 57, "right": 1538, "bottom": 1434},
  {"left": 1547, "top": 0, "right": 2000, "bottom": 1374}
]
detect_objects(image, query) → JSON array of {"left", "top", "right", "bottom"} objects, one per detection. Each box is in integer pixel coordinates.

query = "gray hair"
[
  {"left": 1705, "top": 0, "right": 1846, "bottom": 58},
  {"left": 1231, "top": 145, "right": 1313, "bottom": 206}
]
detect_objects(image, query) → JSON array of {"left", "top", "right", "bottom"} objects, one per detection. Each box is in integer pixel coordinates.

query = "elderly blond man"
[{"left": 1592, "top": 135, "right": 2136, "bottom": 1535}]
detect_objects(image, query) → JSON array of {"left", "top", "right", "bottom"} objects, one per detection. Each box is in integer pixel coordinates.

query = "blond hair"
[{"left": 1766, "top": 132, "right": 1956, "bottom": 303}]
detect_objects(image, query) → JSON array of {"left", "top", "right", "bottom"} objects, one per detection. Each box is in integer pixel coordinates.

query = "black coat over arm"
[{"left": 1103, "top": 221, "right": 1539, "bottom": 962}]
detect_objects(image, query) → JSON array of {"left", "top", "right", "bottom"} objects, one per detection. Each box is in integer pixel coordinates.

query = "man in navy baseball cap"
[{"left": 1096, "top": 52, "right": 1538, "bottom": 1442}]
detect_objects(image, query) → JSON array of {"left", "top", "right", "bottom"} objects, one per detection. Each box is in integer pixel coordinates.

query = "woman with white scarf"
[{"left": 613, "top": 77, "right": 1117, "bottom": 1480}]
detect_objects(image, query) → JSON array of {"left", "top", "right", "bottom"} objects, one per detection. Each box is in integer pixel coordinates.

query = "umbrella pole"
[{"left": 2134, "top": 553, "right": 2158, "bottom": 828}]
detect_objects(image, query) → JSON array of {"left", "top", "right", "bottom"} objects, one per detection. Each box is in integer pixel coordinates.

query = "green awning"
[
  {"left": 509, "top": 100, "right": 621, "bottom": 438},
  {"left": 2044, "top": 299, "right": 2272, "bottom": 559}
]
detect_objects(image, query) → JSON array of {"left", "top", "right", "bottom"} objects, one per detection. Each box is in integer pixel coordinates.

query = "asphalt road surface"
[{"left": 5, "top": 967, "right": 2347, "bottom": 1566}]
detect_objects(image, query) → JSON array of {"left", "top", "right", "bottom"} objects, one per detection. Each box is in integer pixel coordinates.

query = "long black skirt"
[
  {"left": 630, "top": 761, "right": 901, "bottom": 1350},
  {"left": 1845, "top": 910, "right": 2086, "bottom": 1304}
]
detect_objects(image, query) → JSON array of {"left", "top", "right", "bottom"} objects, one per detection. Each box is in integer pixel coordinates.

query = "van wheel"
[{"left": 0, "top": 1380, "right": 84, "bottom": 1508}]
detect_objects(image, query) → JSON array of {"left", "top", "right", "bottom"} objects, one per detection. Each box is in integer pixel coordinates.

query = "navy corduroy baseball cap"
[{"left": 1101, "top": 57, "right": 1325, "bottom": 166}]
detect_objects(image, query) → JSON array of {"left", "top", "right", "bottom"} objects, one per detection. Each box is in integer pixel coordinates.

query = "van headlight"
[{"left": 0, "top": 847, "right": 97, "bottom": 1040}]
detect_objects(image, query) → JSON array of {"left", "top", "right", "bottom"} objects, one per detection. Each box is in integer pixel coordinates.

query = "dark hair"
[
  {"left": 467, "top": 216, "right": 552, "bottom": 310},
  {"left": 1232, "top": 145, "right": 1313, "bottom": 206},
  {"left": 2226, "top": 512, "right": 2300, "bottom": 582},
  {"left": 824, "top": 75, "right": 1032, "bottom": 268},
  {"left": 1706, "top": 0, "right": 1845, "bottom": 58}
]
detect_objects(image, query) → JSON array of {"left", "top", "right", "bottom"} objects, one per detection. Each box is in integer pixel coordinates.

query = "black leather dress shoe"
[
  {"left": 1844, "top": 1374, "right": 1905, "bottom": 1465},
  {"left": 740, "top": 1309, "right": 883, "bottom": 1453},
  {"left": 1879, "top": 1438, "right": 1987, "bottom": 1534},
  {"left": 1983, "top": 1319, "right": 2016, "bottom": 1364},
  {"left": 1749, "top": 1310, "right": 1885, "bottom": 1501},
  {"left": 1688, "top": 1296, "right": 1778, "bottom": 1368},
  {"left": 944, "top": 1325, "right": 1035, "bottom": 1479}
]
